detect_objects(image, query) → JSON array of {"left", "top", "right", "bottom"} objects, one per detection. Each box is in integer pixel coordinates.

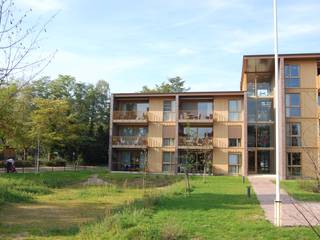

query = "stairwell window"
[
  {"left": 228, "top": 100, "right": 241, "bottom": 121},
  {"left": 287, "top": 152, "right": 301, "bottom": 177},
  {"left": 286, "top": 123, "right": 301, "bottom": 147},
  {"left": 286, "top": 93, "right": 301, "bottom": 117},
  {"left": 285, "top": 64, "right": 300, "bottom": 88}
]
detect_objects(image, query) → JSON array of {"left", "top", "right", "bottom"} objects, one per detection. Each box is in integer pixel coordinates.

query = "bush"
[
  {"left": 14, "top": 161, "right": 34, "bottom": 168},
  {"left": 46, "top": 160, "right": 67, "bottom": 167}
]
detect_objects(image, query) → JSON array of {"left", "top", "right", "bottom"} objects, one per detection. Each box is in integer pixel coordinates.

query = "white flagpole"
[{"left": 273, "top": 0, "right": 281, "bottom": 227}]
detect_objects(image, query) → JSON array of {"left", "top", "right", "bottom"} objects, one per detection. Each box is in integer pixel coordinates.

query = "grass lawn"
[
  {"left": 281, "top": 179, "right": 320, "bottom": 202},
  {"left": 0, "top": 172, "right": 319, "bottom": 239}
]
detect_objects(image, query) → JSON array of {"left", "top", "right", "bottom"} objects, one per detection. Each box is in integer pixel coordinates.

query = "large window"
[
  {"left": 119, "top": 127, "right": 147, "bottom": 136},
  {"left": 163, "top": 100, "right": 176, "bottom": 121},
  {"left": 287, "top": 152, "right": 301, "bottom": 177},
  {"left": 228, "top": 153, "right": 241, "bottom": 174},
  {"left": 247, "top": 73, "right": 273, "bottom": 97},
  {"left": 248, "top": 98, "right": 257, "bottom": 122},
  {"left": 257, "top": 125, "right": 272, "bottom": 147},
  {"left": 285, "top": 65, "right": 300, "bottom": 88},
  {"left": 248, "top": 125, "right": 256, "bottom": 147},
  {"left": 286, "top": 93, "right": 301, "bottom": 117},
  {"left": 257, "top": 99, "right": 273, "bottom": 121},
  {"left": 163, "top": 152, "right": 175, "bottom": 172},
  {"left": 180, "top": 101, "right": 213, "bottom": 120},
  {"left": 286, "top": 123, "right": 301, "bottom": 147},
  {"left": 228, "top": 100, "right": 241, "bottom": 121}
]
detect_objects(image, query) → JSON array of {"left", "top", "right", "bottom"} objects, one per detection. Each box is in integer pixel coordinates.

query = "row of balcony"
[
  {"left": 113, "top": 111, "right": 241, "bottom": 122},
  {"left": 112, "top": 136, "right": 238, "bottom": 148}
]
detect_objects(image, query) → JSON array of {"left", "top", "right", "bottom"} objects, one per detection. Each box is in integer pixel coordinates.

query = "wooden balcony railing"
[
  {"left": 179, "top": 110, "right": 213, "bottom": 120},
  {"left": 112, "top": 136, "right": 147, "bottom": 146},
  {"left": 178, "top": 137, "right": 213, "bottom": 147},
  {"left": 113, "top": 111, "right": 148, "bottom": 120}
]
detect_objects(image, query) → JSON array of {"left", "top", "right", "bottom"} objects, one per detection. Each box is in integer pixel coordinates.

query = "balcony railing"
[
  {"left": 113, "top": 111, "right": 148, "bottom": 121},
  {"left": 179, "top": 137, "right": 213, "bottom": 147},
  {"left": 179, "top": 110, "right": 213, "bottom": 120},
  {"left": 112, "top": 136, "right": 147, "bottom": 146}
]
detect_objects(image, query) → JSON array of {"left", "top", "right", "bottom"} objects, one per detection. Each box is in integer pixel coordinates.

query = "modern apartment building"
[{"left": 109, "top": 53, "right": 320, "bottom": 179}]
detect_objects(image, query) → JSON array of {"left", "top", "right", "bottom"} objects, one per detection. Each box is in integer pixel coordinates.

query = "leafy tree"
[{"left": 141, "top": 76, "right": 190, "bottom": 93}]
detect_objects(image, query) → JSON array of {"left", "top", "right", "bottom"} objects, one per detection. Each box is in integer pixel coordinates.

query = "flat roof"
[
  {"left": 113, "top": 91, "right": 244, "bottom": 98},
  {"left": 243, "top": 53, "right": 320, "bottom": 59}
]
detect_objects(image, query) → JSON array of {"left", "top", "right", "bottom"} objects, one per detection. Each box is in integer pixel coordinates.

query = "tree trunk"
[
  {"left": 47, "top": 151, "right": 51, "bottom": 161},
  {"left": 23, "top": 148, "right": 27, "bottom": 161}
]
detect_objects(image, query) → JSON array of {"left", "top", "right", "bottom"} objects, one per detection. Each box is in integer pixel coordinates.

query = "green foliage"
[
  {"left": 141, "top": 76, "right": 190, "bottom": 93},
  {"left": 0, "top": 75, "right": 110, "bottom": 165},
  {"left": 281, "top": 180, "right": 320, "bottom": 202}
]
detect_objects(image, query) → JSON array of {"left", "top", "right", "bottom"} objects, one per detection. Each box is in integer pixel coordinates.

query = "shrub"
[{"left": 46, "top": 159, "right": 67, "bottom": 167}]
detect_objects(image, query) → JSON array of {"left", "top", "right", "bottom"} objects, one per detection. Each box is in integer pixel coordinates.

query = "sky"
[{"left": 14, "top": 0, "right": 320, "bottom": 93}]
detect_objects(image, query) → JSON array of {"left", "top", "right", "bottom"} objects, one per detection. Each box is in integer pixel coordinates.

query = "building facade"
[{"left": 109, "top": 53, "right": 320, "bottom": 179}]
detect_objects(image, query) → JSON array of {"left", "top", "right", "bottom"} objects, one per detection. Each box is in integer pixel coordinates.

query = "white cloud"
[
  {"left": 42, "top": 51, "right": 150, "bottom": 87},
  {"left": 16, "top": 0, "right": 63, "bottom": 11},
  {"left": 177, "top": 48, "right": 198, "bottom": 56}
]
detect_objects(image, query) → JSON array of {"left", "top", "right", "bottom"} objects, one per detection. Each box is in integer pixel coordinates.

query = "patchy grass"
[
  {"left": 281, "top": 179, "right": 320, "bottom": 202},
  {"left": 1, "top": 173, "right": 319, "bottom": 239},
  {"left": 78, "top": 176, "right": 320, "bottom": 240}
]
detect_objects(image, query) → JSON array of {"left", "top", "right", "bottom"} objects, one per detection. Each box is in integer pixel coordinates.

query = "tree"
[
  {"left": 141, "top": 76, "right": 190, "bottom": 93},
  {"left": 0, "top": 0, "right": 56, "bottom": 86}
]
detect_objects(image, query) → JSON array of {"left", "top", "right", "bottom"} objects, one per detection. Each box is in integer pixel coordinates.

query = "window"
[
  {"left": 286, "top": 123, "right": 301, "bottom": 146},
  {"left": 163, "top": 100, "right": 176, "bottom": 121},
  {"left": 257, "top": 125, "right": 272, "bottom": 147},
  {"left": 163, "top": 138, "right": 175, "bottom": 146},
  {"left": 285, "top": 65, "right": 300, "bottom": 88},
  {"left": 257, "top": 99, "right": 273, "bottom": 121},
  {"left": 163, "top": 152, "right": 175, "bottom": 172},
  {"left": 286, "top": 93, "right": 301, "bottom": 117},
  {"left": 228, "top": 125, "right": 242, "bottom": 147},
  {"left": 229, "top": 100, "right": 241, "bottom": 121},
  {"left": 228, "top": 153, "right": 241, "bottom": 174},
  {"left": 248, "top": 125, "right": 256, "bottom": 147},
  {"left": 287, "top": 152, "right": 301, "bottom": 177},
  {"left": 229, "top": 138, "right": 241, "bottom": 147}
]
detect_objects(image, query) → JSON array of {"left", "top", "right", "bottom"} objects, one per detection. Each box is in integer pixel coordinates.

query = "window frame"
[
  {"left": 285, "top": 64, "right": 300, "bottom": 88},
  {"left": 162, "top": 151, "right": 175, "bottom": 173},
  {"left": 228, "top": 153, "right": 241, "bottom": 174},
  {"left": 163, "top": 138, "right": 175, "bottom": 147},
  {"left": 286, "top": 123, "right": 301, "bottom": 147},
  {"left": 228, "top": 100, "right": 242, "bottom": 121},
  {"left": 228, "top": 138, "right": 241, "bottom": 147},
  {"left": 287, "top": 152, "right": 301, "bottom": 177},
  {"left": 286, "top": 93, "right": 301, "bottom": 117}
]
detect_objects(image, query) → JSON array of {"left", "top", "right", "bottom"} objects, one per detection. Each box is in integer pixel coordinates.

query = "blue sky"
[{"left": 15, "top": 0, "right": 320, "bottom": 92}]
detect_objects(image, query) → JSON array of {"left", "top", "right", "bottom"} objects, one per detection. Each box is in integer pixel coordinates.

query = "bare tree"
[{"left": 0, "top": 0, "right": 57, "bottom": 85}]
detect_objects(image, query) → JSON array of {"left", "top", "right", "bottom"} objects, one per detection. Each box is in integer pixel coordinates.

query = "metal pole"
[
  {"left": 273, "top": 0, "right": 281, "bottom": 227},
  {"left": 36, "top": 133, "right": 40, "bottom": 173}
]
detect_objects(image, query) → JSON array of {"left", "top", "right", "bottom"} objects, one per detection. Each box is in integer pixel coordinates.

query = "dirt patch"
[{"left": 82, "top": 174, "right": 109, "bottom": 186}]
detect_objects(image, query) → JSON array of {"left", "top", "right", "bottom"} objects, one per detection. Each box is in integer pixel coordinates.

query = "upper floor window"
[
  {"left": 163, "top": 138, "right": 175, "bottom": 147},
  {"left": 163, "top": 100, "right": 176, "bottom": 121},
  {"left": 286, "top": 94, "right": 301, "bottom": 117},
  {"left": 247, "top": 73, "right": 273, "bottom": 97},
  {"left": 285, "top": 65, "right": 300, "bottom": 88},
  {"left": 228, "top": 125, "right": 242, "bottom": 147},
  {"left": 229, "top": 100, "right": 241, "bottom": 121},
  {"left": 286, "top": 123, "right": 301, "bottom": 147}
]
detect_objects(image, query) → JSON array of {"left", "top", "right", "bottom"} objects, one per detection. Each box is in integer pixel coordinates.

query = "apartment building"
[{"left": 109, "top": 53, "right": 320, "bottom": 179}]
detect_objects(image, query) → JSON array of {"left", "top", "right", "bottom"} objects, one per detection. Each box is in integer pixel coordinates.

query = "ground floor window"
[
  {"left": 162, "top": 152, "right": 175, "bottom": 172},
  {"left": 228, "top": 153, "right": 241, "bottom": 174},
  {"left": 114, "top": 150, "right": 146, "bottom": 171},
  {"left": 287, "top": 152, "right": 301, "bottom": 177},
  {"left": 178, "top": 150, "right": 212, "bottom": 173}
]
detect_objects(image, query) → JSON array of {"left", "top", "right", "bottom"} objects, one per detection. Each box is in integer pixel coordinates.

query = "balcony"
[
  {"left": 113, "top": 111, "right": 148, "bottom": 123},
  {"left": 112, "top": 136, "right": 147, "bottom": 148},
  {"left": 179, "top": 110, "right": 213, "bottom": 123},
  {"left": 148, "top": 111, "right": 176, "bottom": 122},
  {"left": 178, "top": 137, "right": 213, "bottom": 149}
]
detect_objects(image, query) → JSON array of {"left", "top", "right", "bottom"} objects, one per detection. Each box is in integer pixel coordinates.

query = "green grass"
[
  {"left": 77, "top": 176, "right": 319, "bottom": 240},
  {"left": 0, "top": 172, "right": 319, "bottom": 239},
  {"left": 281, "top": 179, "right": 320, "bottom": 202}
]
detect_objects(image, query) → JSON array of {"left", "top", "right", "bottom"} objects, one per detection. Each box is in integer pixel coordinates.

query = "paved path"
[{"left": 249, "top": 175, "right": 320, "bottom": 227}]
